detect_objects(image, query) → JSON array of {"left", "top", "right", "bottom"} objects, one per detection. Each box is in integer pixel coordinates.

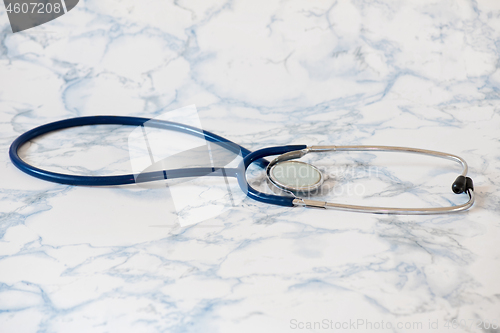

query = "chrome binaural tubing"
[{"left": 291, "top": 145, "right": 474, "bottom": 214}]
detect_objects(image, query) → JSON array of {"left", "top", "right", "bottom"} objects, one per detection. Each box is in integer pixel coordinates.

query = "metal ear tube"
[{"left": 267, "top": 145, "right": 475, "bottom": 215}]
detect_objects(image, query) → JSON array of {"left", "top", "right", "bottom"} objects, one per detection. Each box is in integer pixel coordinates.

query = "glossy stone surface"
[{"left": 0, "top": 1, "right": 499, "bottom": 332}]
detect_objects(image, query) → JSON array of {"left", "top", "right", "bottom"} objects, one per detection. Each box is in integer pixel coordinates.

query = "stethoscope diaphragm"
[{"left": 268, "top": 160, "right": 323, "bottom": 194}]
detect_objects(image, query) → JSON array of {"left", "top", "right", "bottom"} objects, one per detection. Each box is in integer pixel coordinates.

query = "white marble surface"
[{"left": 1, "top": 0, "right": 500, "bottom": 332}]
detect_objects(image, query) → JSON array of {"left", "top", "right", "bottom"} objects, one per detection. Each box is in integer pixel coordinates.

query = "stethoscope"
[{"left": 9, "top": 116, "right": 475, "bottom": 215}]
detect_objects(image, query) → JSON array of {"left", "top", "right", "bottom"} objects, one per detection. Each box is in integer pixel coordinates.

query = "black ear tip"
[
  {"left": 452, "top": 175, "right": 466, "bottom": 194},
  {"left": 465, "top": 177, "right": 474, "bottom": 192}
]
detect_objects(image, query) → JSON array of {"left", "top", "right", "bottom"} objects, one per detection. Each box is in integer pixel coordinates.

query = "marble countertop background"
[{"left": 1, "top": 0, "right": 500, "bottom": 332}]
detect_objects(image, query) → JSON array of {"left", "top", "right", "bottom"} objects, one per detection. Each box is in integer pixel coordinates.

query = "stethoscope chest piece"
[{"left": 268, "top": 160, "right": 323, "bottom": 193}]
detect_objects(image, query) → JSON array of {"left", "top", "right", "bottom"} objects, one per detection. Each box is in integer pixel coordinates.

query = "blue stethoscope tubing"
[
  {"left": 9, "top": 116, "right": 305, "bottom": 207},
  {"left": 9, "top": 116, "right": 475, "bottom": 214}
]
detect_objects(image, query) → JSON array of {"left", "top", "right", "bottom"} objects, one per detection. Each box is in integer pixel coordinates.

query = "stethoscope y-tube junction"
[{"left": 9, "top": 116, "right": 474, "bottom": 215}]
